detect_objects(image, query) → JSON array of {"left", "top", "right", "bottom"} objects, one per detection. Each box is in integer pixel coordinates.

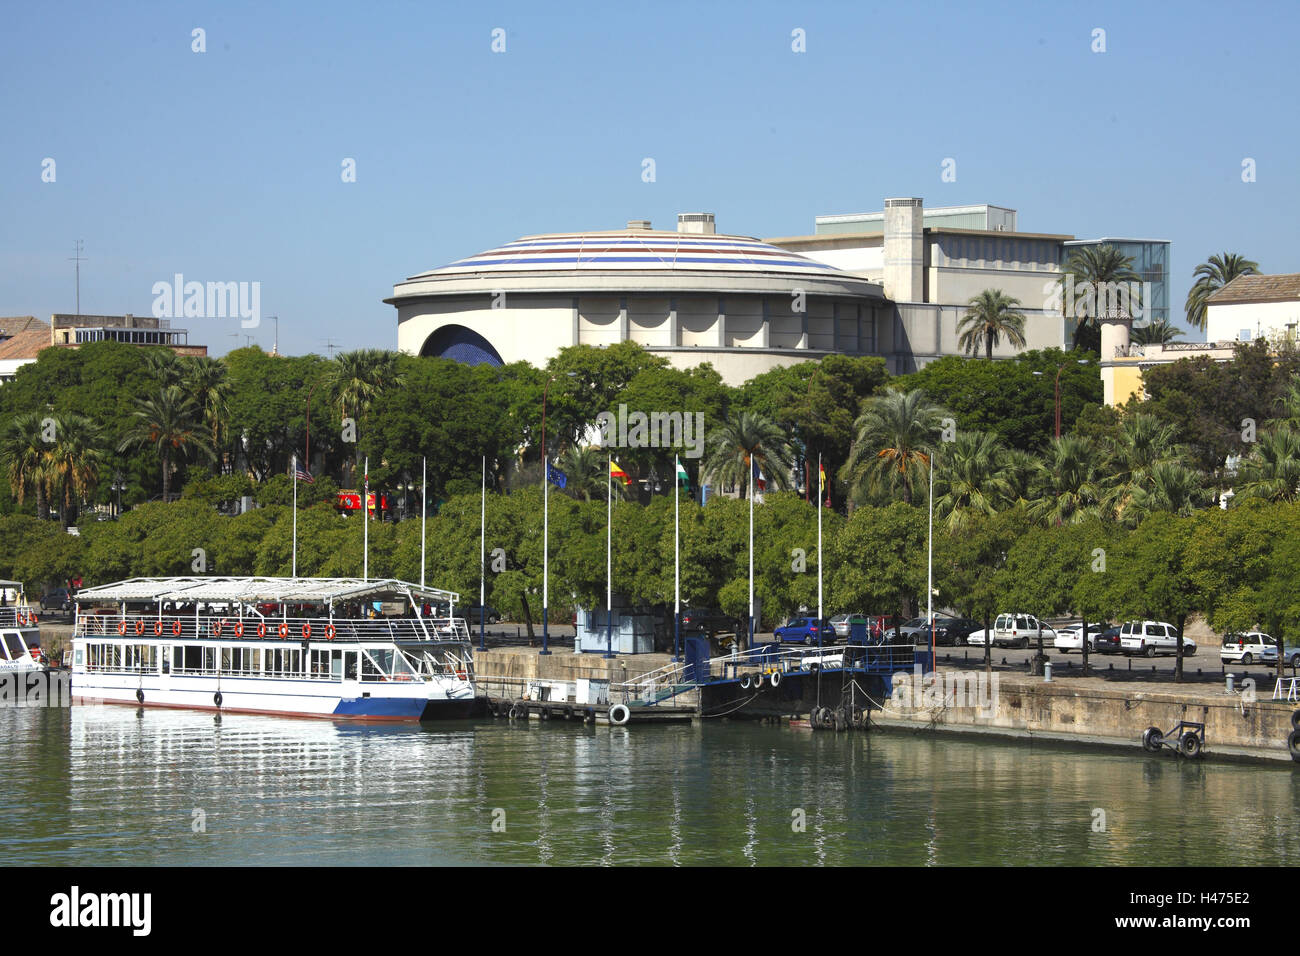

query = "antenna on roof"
[{"left": 68, "top": 240, "right": 86, "bottom": 316}]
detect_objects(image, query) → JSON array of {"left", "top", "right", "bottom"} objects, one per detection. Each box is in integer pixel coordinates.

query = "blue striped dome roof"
[{"left": 417, "top": 231, "right": 843, "bottom": 279}]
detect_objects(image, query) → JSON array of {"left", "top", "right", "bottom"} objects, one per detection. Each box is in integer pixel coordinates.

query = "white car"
[
  {"left": 1120, "top": 620, "right": 1197, "bottom": 658},
  {"left": 1219, "top": 632, "right": 1278, "bottom": 665},
  {"left": 965, "top": 628, "right": 988, "bottom": 646},
  {"left": 1054, "top": 622, "right": 1107, "bottom": 653},
  {"left": 982, "top": 613, "right": 1056, "bottom": 649}
]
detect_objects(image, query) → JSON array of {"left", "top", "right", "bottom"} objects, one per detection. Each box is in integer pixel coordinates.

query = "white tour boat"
[
  {"left": 0, "top": 580, "right": 47, "bottom": 675},
  {"left": 70, "top": 577, "right": 477, "bottom": 721}
]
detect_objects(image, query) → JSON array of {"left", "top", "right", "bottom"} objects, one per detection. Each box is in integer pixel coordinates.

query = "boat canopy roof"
[{"left": 72, "top": 577, "right": 460, "bottom": 606}]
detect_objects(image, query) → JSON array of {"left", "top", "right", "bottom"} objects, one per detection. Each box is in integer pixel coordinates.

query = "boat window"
[
  {"left": 0, "top": 632, "right": 19, "bottom": 659},
  {"left": 330, "top": 650, "right": 343, "bottom": 679}
]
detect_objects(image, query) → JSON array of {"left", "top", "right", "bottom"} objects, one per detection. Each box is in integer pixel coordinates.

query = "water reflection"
[{"left": 0, "top": 705, "right": 1295, "bottom": 866}]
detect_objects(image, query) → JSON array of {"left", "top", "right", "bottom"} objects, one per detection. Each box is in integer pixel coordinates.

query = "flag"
[
  {"left": 750, "top": 457, "right": 766, "bottom": 491},
  {"left": 295, "top": 467, "right": 314, "bottom": 484},
  {"left": 675, "top": 459, "right": 690, "bottom": 490},
  {"left": 609, "top": 459, "right": 630, "bottom": 486},
  {"left": 547, "top": 463, "right": 567, "bottom": 489},
  {"left": 819, "top": 461, "right": 827, "bottom": 507}
]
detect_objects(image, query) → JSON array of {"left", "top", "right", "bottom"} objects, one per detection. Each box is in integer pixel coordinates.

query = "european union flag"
[{"left": 547, "top": 464, "right": 567, "bottom": 489}]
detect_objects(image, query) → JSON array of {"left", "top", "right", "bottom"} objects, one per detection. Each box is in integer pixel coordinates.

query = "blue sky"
[{"left": 3, "top": 0, "right": 1298, "bottom": 357}]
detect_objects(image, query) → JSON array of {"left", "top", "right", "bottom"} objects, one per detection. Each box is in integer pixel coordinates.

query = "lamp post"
[
  {"left": 1034, "top": 359, "right": 1091, "bottom": 440},
  {"left": 112, "top": 471, "right": 126, "bottom": 517}
]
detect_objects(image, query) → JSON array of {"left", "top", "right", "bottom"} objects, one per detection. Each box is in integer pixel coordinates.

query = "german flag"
[{"left": 609, "top": 459, "right": 631, "bottom": 486}]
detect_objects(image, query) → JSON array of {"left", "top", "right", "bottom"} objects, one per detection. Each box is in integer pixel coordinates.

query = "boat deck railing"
[
  {"left": 0, "top": 606, "right": 39, "bottom": 627},
  {"left": 74, "top": 613, "right": 473, "bottom": 645}
]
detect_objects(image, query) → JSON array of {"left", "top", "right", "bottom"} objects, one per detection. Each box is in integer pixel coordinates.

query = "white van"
[
  {"left": 1219, "top": 632, "right": 1276, "bottom": 665},
  {"left": 1119, "top": 620, "right": 1197, "bottom": 658},
  {"left": 967, "top": 613, "right": 1055, "bottom": 649}
]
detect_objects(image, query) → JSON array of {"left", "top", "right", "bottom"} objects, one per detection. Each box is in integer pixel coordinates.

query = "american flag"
[{"left": 294, "top": 467, "right": 314, "bottom": 484}]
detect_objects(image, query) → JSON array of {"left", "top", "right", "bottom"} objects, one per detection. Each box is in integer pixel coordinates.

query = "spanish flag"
[{"left": 609, "top": 459, "right": 630, "bottom": 486}]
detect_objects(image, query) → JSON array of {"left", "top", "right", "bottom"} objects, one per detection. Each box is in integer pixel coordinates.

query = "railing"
[
  {"left": 74, "top": 614, "right": 472, "bottom": 645},
  {"left": 0, "top": 606, "right": 40, "bottom": 627}
]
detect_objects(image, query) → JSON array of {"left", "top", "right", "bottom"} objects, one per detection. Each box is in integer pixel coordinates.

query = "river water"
[{"left": 3, "top": 705, "right": 1298, "bottom": 866}]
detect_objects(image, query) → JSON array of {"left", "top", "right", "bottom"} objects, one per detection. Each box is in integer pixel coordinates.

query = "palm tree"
[
  {"left": 840, "top": 390, "right": 950, "bottom": 506},
  {"left": 1234, "top": 425, "right": 1300, "bottom": 504},
  {"left": 933, "top": 430, "right": 1013, "bottom": 533},
  {"left": 560, "top": 445, "right": 626, "bottom": 502},
  {"left": 185, "top": 356, "right": 233, "bottom": 464},
  {"left": 1027, "top": 435, "right": 1105, "bottom": 525},
  {"left": 143, "top": 348, "right": 187, "bottom": 387},
  {"left": 45, "top": 413, "right": 104, "bottom": 529},
  {"left": 957, "top": 290, "right": 1027, "bottom": 360},
  {"left": 1130, "top": 318, "right": 1185, "bottom": 346},
  {"left": 1059, "top": 245, "right": 1141, "bottom": 349},
  {"left": 326, "top": 350, "right": 406, "bottom": 479},
  {"left": 1185, "top": 253, "right": 1260, "bottom": 332},
  {"left": 701, "top": 410, "right": 795, "bottom": 497},
  {"left": 1121, "top": 461, "right": 1208, "bottom": 526},
  {"left": 1103, "top": 413, "right": 1182, "bottom": 518},
  {"left": 0, "top": 412, "right": 52, "bottom": 519},
  {"left": 117, "top": 386, "right": 215, "bottom": 502}
]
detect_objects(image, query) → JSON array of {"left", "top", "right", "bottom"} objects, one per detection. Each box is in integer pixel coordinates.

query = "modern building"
[
  {"left": 389, "top": 214, "right": 888, "bottom": 386},
  {"left": 389, "top": 198, "right": 1173, "bottom": 382}
]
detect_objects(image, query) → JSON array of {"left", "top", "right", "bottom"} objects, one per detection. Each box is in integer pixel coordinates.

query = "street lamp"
[
  {"left": 111, "top": 471, "right": 126, "bottom": 517},
  {"left": 1033, "top": 359, "right": 1091, "bottom": 439}
]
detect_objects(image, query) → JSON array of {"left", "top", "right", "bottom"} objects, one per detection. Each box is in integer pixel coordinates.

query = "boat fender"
[
  {"left": 213, "top": 692, "right": 223, "bottom": 708},
  {"left": 754, "top": 672, "right": 764, "bottom": 689},
  {"left": 508, "top": 704, "right": 522, "bottom": 720},
  {"left": 136, "top": 689, "right": 144, "bottom": 704},
  {"left": 1292, "top": 710, "right": 1300, "bottom": 731},
  {"left": 1289, "top": 729, "right": 1300, "bottom": 762},
  {"left": 739, "top": 674, "right": 752, "bottom": 690},
  {"left": 609, "top": 703, "right": 631, "bottom": 726},
  {"left": 770, "top": 671, "right": 782, "bottom": 687}
]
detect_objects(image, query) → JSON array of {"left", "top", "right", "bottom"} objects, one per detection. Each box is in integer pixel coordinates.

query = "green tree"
[
  {"left": 0, "top": 412, "right": 52, "bottom": 519},
  {"left": 957, "top": 289, "right": 1027, "bottom": 360},
  {"left": 841, "top": 389, "right": 949, "bottom": 506},
  {"left": 1234, "top": 425, "right": 1300, "bottom": 504},
  {"left": 46, "top": 413, "right": 105, "bottom": 529},
  {"left": 701, "top": 410, "right": 796, "bottom": 496},
  {"left": 1131, "top": 319, "right": 1185, "bottom": 346},
  {"left": 117, "top": 386, "right": 214, "bottom": 503},
  {"left": 1059, "top": 244, "right": 1141, "bottom": 350},
  {"left": 1185, "top": 253, "right": 1260, "bottom": 332},
  {"left": 1028, "top": 435, "right": 1105, "bottom": 526},
  {"left": 933, "top": 430, "right": 1013, "bottom": 533}
]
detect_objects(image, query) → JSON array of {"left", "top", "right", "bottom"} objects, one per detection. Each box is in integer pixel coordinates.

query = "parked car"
[
  {"left": 681, "top": 607, "right": 742, "bottom": 636},
  {"left": 1119, "top": 620, "right": 1197, "bottom": 658},
  {"left": 934, "top": 618, "right": 981, "bottom": 647},
  {"left": 1219, "top": 632, "right": 1277, "bottom": 665},
  {"left": 463, "top": 604, "right": 502, "bottom": 625},
  {"left": 830, "top": 613, "right": 869, "bottom": 639},
  {"left": 965, "top": 627, "right": 989, "bottom": 646},
  {"left": 40, "top": 588, "right": 73, "bottom": 612},
  {"left": 1054, "top": 622, "right": 1109, "bottom": 653},
  {"left": 988, "top": 613, "right": 1056, "bottom": 649},
  {"left": 774, "top": 617, "right": 835, "bottom": 645},
  {"left": 1093, "top": 625, "right": 1123, "bottom": 654}
]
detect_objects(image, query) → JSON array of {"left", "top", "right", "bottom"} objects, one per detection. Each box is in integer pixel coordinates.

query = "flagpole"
[
  {"left": 748, "top": 456, "right": 754, "bottom": 653},
  {"left": 292, "top": 454, "right": 298, "bottom": 579},
  {"left": 420, "top": 456, "right": 427, "bottom": 589},
  {"left": 674, "top": 454, "right": 681, "bottom": 663},
  {"left": 542, "top": 454, "right": 551, "bottom": 656},
  {"left": 927, "top": 448, "right": 935, "bottom": 670},
  {"left": 363, "top": 455, "right": 369, "bottom": 582},
  {"left": 605, "top": 455, "right": 614, "bottom": 659},
  {"left": 480, "top": 454, "right": 486, "bottom": 651},
  {"left": 817, "top": 452, "right": 822, "bottom": 625}
]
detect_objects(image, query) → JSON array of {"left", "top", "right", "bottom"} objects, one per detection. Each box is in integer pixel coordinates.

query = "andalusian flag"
[
  {"left": 675, "top": 459, "right": 690, "bottom": 491},
  {"left": 609, "top": 459, "right": 630, "bottom": 486}
]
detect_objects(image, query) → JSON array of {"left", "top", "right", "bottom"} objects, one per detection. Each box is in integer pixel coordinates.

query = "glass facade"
[{"left": 1062, "top": 240, "right": 1169, "bottom": 325}]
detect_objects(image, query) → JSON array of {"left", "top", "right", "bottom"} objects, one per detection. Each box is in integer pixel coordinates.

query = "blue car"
[{"left": 774, "top": 617, "right": 835, "bottom": 645}]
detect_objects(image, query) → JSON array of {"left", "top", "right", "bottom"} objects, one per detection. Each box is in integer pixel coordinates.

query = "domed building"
[{"left": 388, "top": 213, "right": 888, "bottom": 385}]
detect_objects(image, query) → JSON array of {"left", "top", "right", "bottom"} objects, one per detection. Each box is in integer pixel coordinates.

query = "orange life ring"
[
  {"left": 135, "top": 619, "right": 145, "bottom": 636},
  {"left": 172, "top": 620, "right": 181, "bottom": 636},
  {"left": 325, "top": 624, "right": 336, "bottom": 641},
  {"left": 302, "top": 623, "right": 312, "bottom": 639},
  {"left": 154, "top": 621, "right": 163, "bottom": 636},
  {"left": 257, "top": 623, "right": 266, "bottom": 639},
  {"left": 28, "top": 612, "right": 37, "bottom": 624},
  {"left": 456, "top": 669, "right": 468, "bottom": 681},
  {"left": 16, "top": 612, "right": 25, "bottom": 625},
  {"left": 278, "top": 622, "right": 289, "bottom": 639},
  {"left": 234, "top": 621, "right": 244, "bottom": 638},
  {"left": 118, "top": 621, "right": 127, "bottom": 636},
  {"left": 213, "top": 620, "right": 223, "bottom": 637}
]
